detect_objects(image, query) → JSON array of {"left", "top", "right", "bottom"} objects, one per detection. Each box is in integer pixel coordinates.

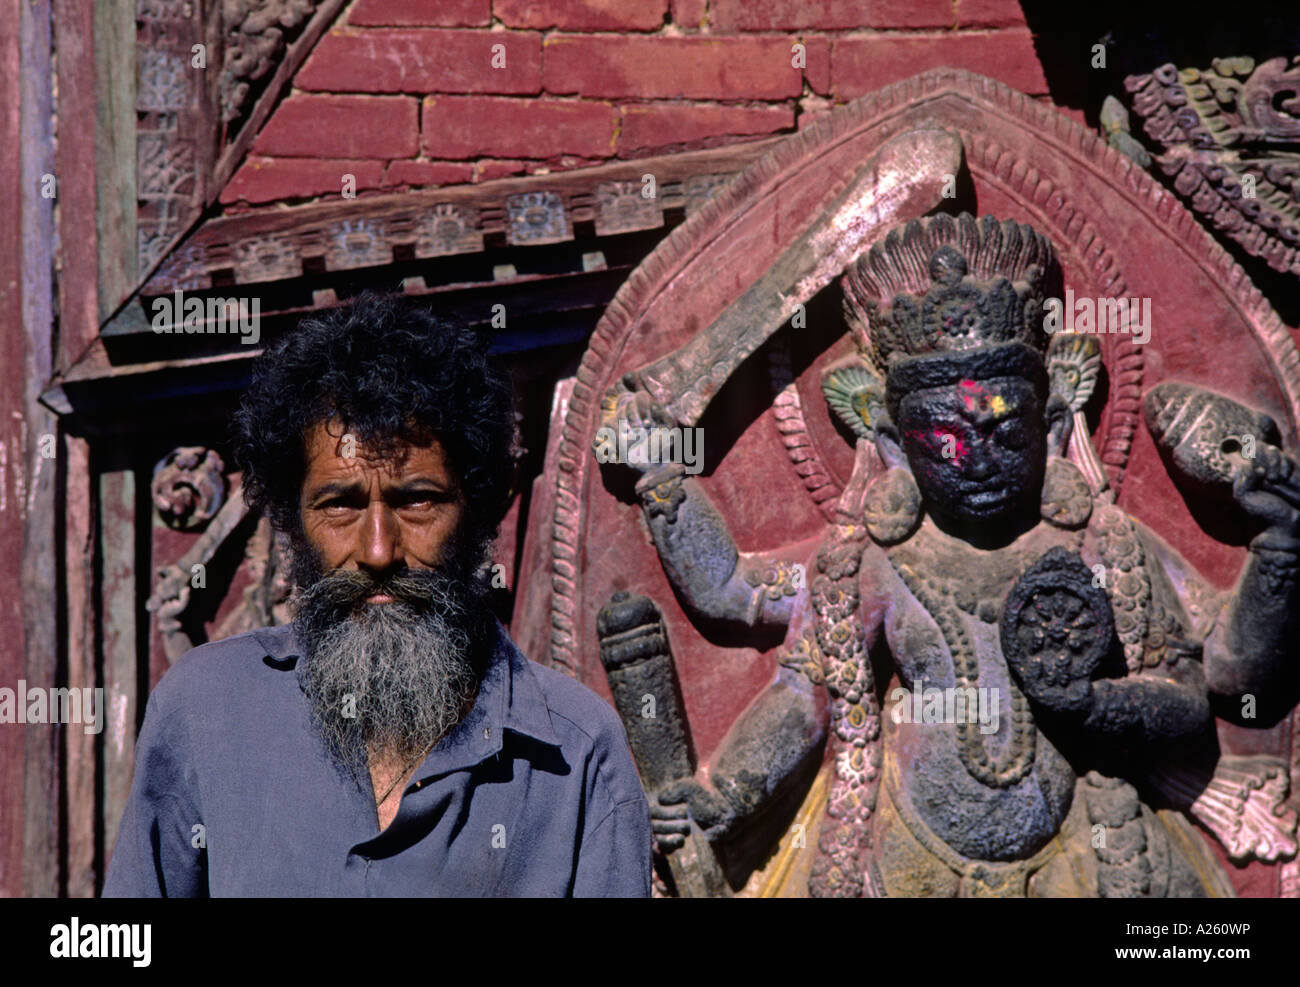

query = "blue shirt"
[{"left": 103, "top": 622, "right": 652, "bottom": 897}]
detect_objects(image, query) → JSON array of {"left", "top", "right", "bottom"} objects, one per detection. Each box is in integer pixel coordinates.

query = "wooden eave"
[{"left": 42, "top": 138, "right": 783, "bottom": 425}]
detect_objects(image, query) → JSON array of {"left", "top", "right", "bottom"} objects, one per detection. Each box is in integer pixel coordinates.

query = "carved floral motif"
[
  {"left": 1126, "top": 57, "right": 1300, "bottom": 276},
  {"left": 221, "top": 0, "right": 320, "bottom": 123}
]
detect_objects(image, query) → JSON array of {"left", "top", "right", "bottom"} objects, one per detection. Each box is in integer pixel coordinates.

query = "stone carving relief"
[{"left": 528, "top": 70, "right": 1300, "bottom": 898}]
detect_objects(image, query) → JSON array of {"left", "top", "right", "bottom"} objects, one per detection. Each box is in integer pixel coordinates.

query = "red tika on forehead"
[{"left": 957, "top": 379, "right": 1019, "bottom": 418}]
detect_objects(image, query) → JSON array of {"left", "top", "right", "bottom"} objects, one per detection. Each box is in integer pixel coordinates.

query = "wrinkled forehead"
[{"left": 301, "top": 419, "right": 451, "bottom": 481}]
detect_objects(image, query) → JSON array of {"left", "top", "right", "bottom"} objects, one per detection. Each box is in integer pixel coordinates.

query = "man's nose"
[{"left": 357, "top": 502, "right": 402, "bottom": 573}]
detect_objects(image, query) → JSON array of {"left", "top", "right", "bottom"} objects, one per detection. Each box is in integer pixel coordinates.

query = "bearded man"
[{"left": 104, "top": 292, "right": 651, "bottom": 897}]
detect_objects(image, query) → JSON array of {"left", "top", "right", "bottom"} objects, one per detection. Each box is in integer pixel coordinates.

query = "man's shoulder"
[
  {"left": 503, "top": 636, "right": 644, "bottom": 805},
  {"left": 150, "top": 625, "right": 295, "bottom": 713},
  {"left": 521, "top": 655, "right": 625, "bottom": 744},
  {"left": 499, "top": 639, "right": 616, "bottom": 738}
]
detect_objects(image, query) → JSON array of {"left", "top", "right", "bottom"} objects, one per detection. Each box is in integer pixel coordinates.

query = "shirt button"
[{"left": 484, "top": 727, "right": 491, "bottom": 740}]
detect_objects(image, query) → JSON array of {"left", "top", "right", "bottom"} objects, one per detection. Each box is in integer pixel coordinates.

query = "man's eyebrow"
[
  {"left": 305, "top": 480, "right": 366, "bottom": 502},
  {"left": 385, "top": 479, "right": 457, "bottom": 495}
]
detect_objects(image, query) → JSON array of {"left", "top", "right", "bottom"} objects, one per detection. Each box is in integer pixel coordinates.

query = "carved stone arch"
[{"left": 531, "top": 68, "right": 1300, "bottom": 894}]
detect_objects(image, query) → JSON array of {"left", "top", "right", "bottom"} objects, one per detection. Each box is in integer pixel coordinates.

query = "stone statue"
[{"left": 594, "top": 212, "right": 1300, "bottom": 897}]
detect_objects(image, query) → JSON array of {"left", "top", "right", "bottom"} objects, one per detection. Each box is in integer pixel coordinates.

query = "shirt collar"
[{"left": 253, "top": 619, "right": 561, "bottom": 773}]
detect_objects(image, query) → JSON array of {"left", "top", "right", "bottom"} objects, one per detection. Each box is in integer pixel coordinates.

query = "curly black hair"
[{"left": 233, "top": 291, "right": 516, "bottom": 547}]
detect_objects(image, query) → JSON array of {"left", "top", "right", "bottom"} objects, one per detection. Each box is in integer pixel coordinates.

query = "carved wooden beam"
[
  {"left": 144, "top": 139, "right": 781, "bottom": 295},
  {"left": 40, "top": 143, "right": 786, "bottom": 420}
]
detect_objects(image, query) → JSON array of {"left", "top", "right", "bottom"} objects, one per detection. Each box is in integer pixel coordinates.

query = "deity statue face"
[{"left": 895, "top": 374, "right": 1046, "bottom": 528}]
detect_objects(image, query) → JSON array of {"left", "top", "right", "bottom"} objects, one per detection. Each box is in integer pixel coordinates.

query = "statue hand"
[
  {"left": 592, "top": 383, "right": 677, "bottom": 474},
  {"left": 650, "top": 777, "right": 735, "bottom": 851},
  {"left": 1232, "top": 444, "right": 1300, "bottom": 535}
]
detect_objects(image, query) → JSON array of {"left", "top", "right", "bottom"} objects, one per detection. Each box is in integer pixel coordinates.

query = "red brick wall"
[{"left": 222, "top": 0, "right": 1052, "bottom": 208}]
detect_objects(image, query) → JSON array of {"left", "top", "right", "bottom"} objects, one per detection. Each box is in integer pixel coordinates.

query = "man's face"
[
  {"left": 897, "top": 376, "right": 1046, "bottom": 527},
  {"left": 299, "top": 420, "right": 467, "bottom": 589},
  {"left": 292, "top": 420, "right": 490, "bottom": 768}
]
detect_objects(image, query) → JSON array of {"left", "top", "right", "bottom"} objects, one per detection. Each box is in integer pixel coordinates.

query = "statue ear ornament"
[
  {"left": 822, "top": 359, "right": 923, "bottom": 544},
  {"left": 1040, "top": 455, "right": 1093, "bottom": 528},
  {"left": 1041, "top": 332, "right": 1152, "bottom": 671},
  {"left": 863, "top": 466, "right": 923, "bottom": 544},
  {"left": 822, "top": 360, "right": 886, "bottom": 442}
]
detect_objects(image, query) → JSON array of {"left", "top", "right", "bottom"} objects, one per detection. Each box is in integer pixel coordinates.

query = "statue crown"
[{"left": 842, "top": 213, "right": 1059, "bottom": 375}]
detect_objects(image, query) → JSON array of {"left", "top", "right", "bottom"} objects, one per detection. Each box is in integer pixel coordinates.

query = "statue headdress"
[{"left": 824, "top": 213, "right": 1064, "bottom": 432}]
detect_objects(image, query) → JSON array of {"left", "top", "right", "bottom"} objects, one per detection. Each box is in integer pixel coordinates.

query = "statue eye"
[
  {"left": 995, "top": 420, "right": 1028, "bottom": 449},
  {"left": 922, "top": 424, "right": 966, "bottom": 461}
]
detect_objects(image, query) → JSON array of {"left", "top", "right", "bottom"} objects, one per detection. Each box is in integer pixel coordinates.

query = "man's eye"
[{"left": 395, "top": 493, "right": 439, "bottom": 510}]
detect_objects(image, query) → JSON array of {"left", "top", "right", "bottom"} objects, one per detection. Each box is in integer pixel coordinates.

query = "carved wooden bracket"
[
  {"left": 145, "top": 484, "right": 294, "bottom": 662},
  {"left": 1126, "top": 56, "right": 1300, "bottom": 277},
  {"left": 151, "top": 446, "right": 227, "bottom": 530},
  {"left": 134, "top": 0, "right": 345, "bottom": 279}
]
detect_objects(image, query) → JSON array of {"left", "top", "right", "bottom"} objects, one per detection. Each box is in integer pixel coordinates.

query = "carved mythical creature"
[{"left": 595, "top": 212, "right": 1300, "bottom": 897}]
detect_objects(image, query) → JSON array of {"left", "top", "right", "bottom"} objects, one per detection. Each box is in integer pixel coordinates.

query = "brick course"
[
  {"left": 347, "top": 0, "right": 491, "bottom": 27},
  {"left": 832, "top": 29, "right": 1049, "bottom": 99},
  {"left": 494, "top": 0, "right": 667, "bottom": 31},
  {"left": 252, "top": 94, "right": 419, "bottom": 157},
  {"left": 220, "top": 157, "right": 386, "bottom": 205},
  {"left": 619, "top": 102, "right": 793, "bottom": 153},
  {"left": 669, "top": 0, "right": 708, "bottom": 30},
  {"left": 710, "top": 0, "right": 954, "bottom": 31},
  {"left": 384, "top": 160, "right": 476, "bottom": 187},
  {"left": 543, "top": 34, "right": 804, "bottom": 99},
  {"left": 297, "top": 29, "right": 543, "bottom": 94},
  {"left": 422, "top": 96, "right": 618, "bottom": 159}
]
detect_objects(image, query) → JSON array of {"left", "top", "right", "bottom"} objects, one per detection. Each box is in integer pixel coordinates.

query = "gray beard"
[{"left": 292, "top": 546, "right": 492, "bottom": 773}]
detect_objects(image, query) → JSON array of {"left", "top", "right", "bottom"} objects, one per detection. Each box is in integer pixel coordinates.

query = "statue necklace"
[{"left": 885, "top": 520, "right": 1085, "bottom": 788}]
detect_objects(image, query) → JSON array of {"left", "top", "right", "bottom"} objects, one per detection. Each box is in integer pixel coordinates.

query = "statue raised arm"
[{"left": 595, "top": 213, "right": 1299, "bottom": 897}]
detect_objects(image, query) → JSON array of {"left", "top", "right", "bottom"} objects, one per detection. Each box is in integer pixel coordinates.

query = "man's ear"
[{"left": 1044, "top": 394, "right": 1073, "bottom": 459}]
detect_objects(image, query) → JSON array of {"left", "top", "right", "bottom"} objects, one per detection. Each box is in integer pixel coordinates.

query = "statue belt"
[{"left": 879, "top": 751, "right": 1070, "bottom": 898}]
